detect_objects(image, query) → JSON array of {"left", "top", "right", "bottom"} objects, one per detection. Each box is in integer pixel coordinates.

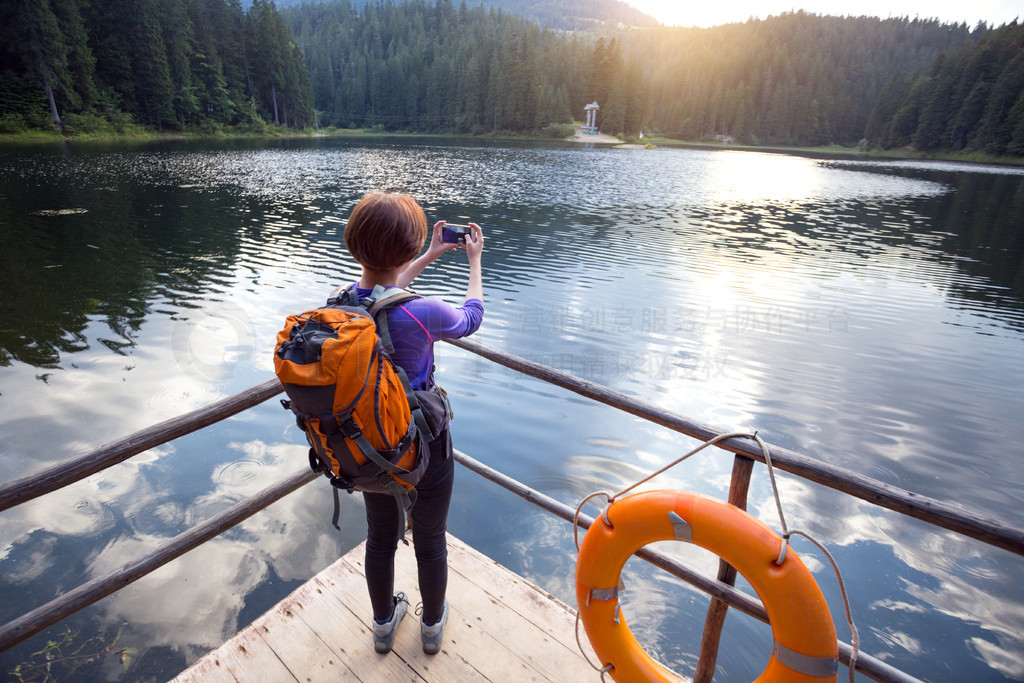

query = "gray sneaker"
[
  {"left": 373, "top": 592, "right": 408, "bottom": 653},
  {"left": 419, "top": 599, "right": 449, "bottom": 655}
]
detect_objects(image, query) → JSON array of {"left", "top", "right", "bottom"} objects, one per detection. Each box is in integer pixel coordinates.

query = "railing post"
[{"left": 694, "top": 454, "right": 755, "bottom": 682}]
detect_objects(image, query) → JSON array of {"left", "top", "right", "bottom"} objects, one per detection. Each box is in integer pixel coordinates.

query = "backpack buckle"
[
  {"left": 329, "top": 475, "right": 355, "bottom": 491},
  {"left": 338, "top": 414, "right": 362, "bottom": 439},
  {"left": 376, "top": 471, "right": 402, "bottom": 495}
]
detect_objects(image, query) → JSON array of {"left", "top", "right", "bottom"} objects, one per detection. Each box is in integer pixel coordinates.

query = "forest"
[
  {"left": 622, "top": 14, "right": 985, "bottom": 146},
  {"left": 284, "top": 1, "right": 629, "bottom": 136},
  {"left": 2, "top": 0, "right": 1023, "bottom": 157},
  {"left": 0, "top": 0, "right": 313, "bottom": 135},
  {"left": 865, "top": 22, "right": 1024, "bottom": 155}
]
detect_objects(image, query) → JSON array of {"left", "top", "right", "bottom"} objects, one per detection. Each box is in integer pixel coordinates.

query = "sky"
[{"left": 626, "top": 0, "right": 1022, "bottom": 29}]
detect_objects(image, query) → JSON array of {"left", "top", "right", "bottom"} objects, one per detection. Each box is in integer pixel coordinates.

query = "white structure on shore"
[{"left": 584, "top": 101, "right": 599, "bottom": 134}]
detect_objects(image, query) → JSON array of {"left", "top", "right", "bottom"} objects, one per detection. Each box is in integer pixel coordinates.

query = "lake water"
[{"left": 1, "top": 137, "right": 1023, "bottom": 682}]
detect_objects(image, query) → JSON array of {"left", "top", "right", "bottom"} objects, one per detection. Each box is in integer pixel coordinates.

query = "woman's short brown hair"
[{"left": 344, "top": 192, "right": 428, "bottom": 270}]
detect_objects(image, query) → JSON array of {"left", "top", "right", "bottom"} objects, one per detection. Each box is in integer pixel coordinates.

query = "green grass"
[
  {"left": 6, "top": 122, "right": 1019, "bottom": 165},
  {"left": 1, "top": 124, "right": 578, "bottom": 145}
]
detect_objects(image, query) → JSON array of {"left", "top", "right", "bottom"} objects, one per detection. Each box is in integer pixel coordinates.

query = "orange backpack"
[{"left": 274, "top": 285, "right": 450, "bottom": 527}]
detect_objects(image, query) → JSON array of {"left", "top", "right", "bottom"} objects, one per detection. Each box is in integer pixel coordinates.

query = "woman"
[{"left": 341, "top": 192, "right": 484, "bottom": 655}]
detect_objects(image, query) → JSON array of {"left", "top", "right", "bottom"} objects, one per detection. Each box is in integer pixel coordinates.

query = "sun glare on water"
[{"left": 705, "top": 151, "right": 829, "bottom": 206}]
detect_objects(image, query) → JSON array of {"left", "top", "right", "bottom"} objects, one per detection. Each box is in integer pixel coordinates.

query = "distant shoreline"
[
  {"left": 3, "top": 127, "right": 1021, "bottom": 167},
  {"left": 640, "top": 137, "right": 1024, "bottom": 167}
]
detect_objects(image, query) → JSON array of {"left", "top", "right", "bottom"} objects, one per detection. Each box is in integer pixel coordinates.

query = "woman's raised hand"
[
  {"left": 465, "top": 222, "right": 484, "bottom": 262},
  {"left": 428, "top": 221, "right": 459, "bottom": 257}
]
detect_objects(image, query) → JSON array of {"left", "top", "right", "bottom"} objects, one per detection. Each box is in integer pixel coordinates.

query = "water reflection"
[
  {"left": 1, "top": 139, "right": 1023, "bottom": 681},
  {"left": 705, "top": 150, "right": 948, "bottom": 206},
  {"left": 0, "top": 431, "right": 365, "bottom": 662}
]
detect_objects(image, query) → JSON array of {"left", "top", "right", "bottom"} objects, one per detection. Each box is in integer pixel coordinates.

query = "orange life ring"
[{"left": 575, "top": 490, "right": 838, "bottom": 682}]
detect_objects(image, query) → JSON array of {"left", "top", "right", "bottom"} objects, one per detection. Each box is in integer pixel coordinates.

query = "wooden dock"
[{"left": 171, "top": 534, "right": 599, "bottom": 682}]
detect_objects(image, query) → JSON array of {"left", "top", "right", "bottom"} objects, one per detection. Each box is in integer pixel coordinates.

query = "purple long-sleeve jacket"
[{"left": 350, "top": 284, "right": 484, "bottom": 391}]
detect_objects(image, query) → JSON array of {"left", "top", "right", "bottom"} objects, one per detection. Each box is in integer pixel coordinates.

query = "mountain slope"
[{"left": 270, "top": 0, "right": 657, "bottom": 30}]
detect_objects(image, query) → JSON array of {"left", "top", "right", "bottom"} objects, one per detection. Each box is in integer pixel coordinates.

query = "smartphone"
[{"left": 441, "top": 223, "right": 473, "bottom": 244}]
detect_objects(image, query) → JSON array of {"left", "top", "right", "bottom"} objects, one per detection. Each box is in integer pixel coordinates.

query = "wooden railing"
[
  {"left": 2, "top": 338, "right": 1021, "bottom": 683},
  {"left": 445, "top": 339, "right": 1024, "bottom": 556},
  {"left": 0, "top": 378, "right": 284, "bottom": 512}
]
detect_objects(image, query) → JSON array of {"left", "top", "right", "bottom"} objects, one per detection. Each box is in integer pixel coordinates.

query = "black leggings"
[{"left": 363, "top": 432, "right": 454, "bottom": 625}]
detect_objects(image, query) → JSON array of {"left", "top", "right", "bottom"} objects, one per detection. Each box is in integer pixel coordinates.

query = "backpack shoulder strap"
[
  {"left": 326, "top": 283, "right": 360, "bottom": 307},
  {"left": 363, "top": 285, "right": 421, "bottom": 315},
  {"left": 360, "top": 285, "right": 421, "bottom": 355},
  {"left": 325, "top": 284, "right": 420, "bottom": 312},
  {"left": 358, "top": 286, "right": 433, "bottom": 439}
]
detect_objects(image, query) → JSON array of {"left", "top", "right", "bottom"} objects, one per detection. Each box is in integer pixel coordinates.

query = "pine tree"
[
  {"left": 131, "top": 0, "right": 176, "bottom": 128},
  {"left": 6, "top": 0, "right": 77, "bottom": 130},
  {"left": 189, "top": 0, "right": 235, "bottom": 124},
  {"left": 51, "top": 0, "right": 97, "bottom": 111},
  {"left": 913, "top": 59, "right": 957, "bottom": 150},
  {"left": 865, "top": 72, "right": 909, "bottom": 147},
  {"left": 208, "top": 0, "right": 252, "bottom": 123},
  {"left": 1006, "top": 92, "right": 1024, "bottom": 156},
  {"left": 80, "top": 0, "right": 137, "bottom": 118},
  {"left": 249, "top": 0, "right": 286, "bottom": 126},
  {"left": 160, "top": 0, "right": 199, "bottom": 126},
  {"left": 972, "top": 49, "right": 1024, "bottom": 153},
  {"left": 287, "top": 42, "right": 315, "bottom": 128}
]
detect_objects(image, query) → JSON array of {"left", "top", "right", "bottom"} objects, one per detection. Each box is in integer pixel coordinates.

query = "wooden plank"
[
  {"left": 170, "top": 619, "right": 297, "bottom": 683},
  {"left": 173, "top": 535, "right": 601, "bottom": 683},
  {"left": 249, "top": 596, "right": 362, "bottom": 682},
  {"left": 331, "top": 544, "right": 508, "bottom": 680},
  {"left": 342, "top": 534, "right": 599, "bottom": 682},
  {"left": 446, "top": 537, "right": 591, "bottom": 652},
  {"left": 291, "top": 559, "right": 425, "bottom": 681}
]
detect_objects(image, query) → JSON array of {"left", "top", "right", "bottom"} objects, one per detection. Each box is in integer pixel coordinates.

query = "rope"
[
  {"left": 610, "top": 430, "right": 755, "bottom": 502},
  {"left": 572, "top": 430, "right": 861, "bottom": 682},
  {"left": 787, "top": 529, "right": 860, "bottom": 681},
  {"left": 574, "top": 610, "right": 614, "bottom": 679},
  {"left": 752, "top": 431, "right": 791, "bottom": 565},
  {"left": 573, "top": 490, "right": 612, "bottom": 552},
  {"left": 748, "top": 431, "right": 860, "bottom": 681}
]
